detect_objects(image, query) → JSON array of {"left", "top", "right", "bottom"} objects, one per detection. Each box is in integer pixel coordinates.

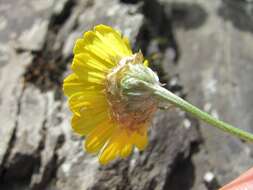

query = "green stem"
[{"left": 149, "top": 84, "right": 253, "bottom": 142}]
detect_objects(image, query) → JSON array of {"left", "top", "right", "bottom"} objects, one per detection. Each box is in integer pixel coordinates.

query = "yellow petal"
[
  {"left": 68, "top": 91, "right": 107, "bottom": 116},
  {"left": 120, "top": 143, "right": 133, "bottom": 158},
  {"left": 71, "top": 61, "right": 106, "bottom": 85},
  {"left": 99, "top": 144, "right": 119, "bottom": 165},
  {"left": 98, "top": 129, "right": 122, "bottom": 165},
  {"left": 73, "top": 38, "right": 86, "bottom": 55},
  {"left": 98, "top": 128, "right": 134, "bottom": 164},
  {"left": 144, "top": 59, "right": 149, "bottom": 67},
  {"left": 72, "top": 53, "right": 110, "bottom": 73},
  {"left": 131, "top": 127, "right": 148, "bottom": 151},
  {"left": 73, "top": 38, "right": 116, "bottom": 67},
  {"left": 94, "top": 25, "right": 132, "bottom": 57},
  {"left": 73, "top": 25, "right": 133, "bottom": 68},
  {"left": 63, "top": 74, "right": 104, "bottom": 97},
  {"left": 71, "top": 111, "right": 108, "bottom": 135},
  {"left": 85, "top": 120, "right": 116, "bottom": 153},
  {"left": 116, "top": 129, "right": 133, "bottom": 158},
  {"left": 83, "top": 31, "right": 119, "bottom": 64}
]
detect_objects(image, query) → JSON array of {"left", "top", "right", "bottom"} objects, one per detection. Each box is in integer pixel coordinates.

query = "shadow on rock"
[
  {"left": 142, "top": 0, "right": 208, "bottom": 30},
  {"left": 163, "top": 152, "right": 195, "bottom": 190},
  {"left": 169, "top": 2, "right": 208, "bottom": 30},
  {"left": 138, "top": 0, "right": 208, "bottom": 56},
  {"left": 136, "top": 0, "right": 208, "bottom": 83},
  {"left": 120, "top": 0, "right": 140, "bottom": 4},
  {"left": 218, "top": 0, "right": 253, "bottom": 33}
]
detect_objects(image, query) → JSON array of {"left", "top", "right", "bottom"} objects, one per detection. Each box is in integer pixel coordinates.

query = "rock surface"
[
  {"left": 0, "top": 0, "right": 253, "bottom": 190},
  {"left": 161, "top": 0, "right": 253, "bottom": 187}
]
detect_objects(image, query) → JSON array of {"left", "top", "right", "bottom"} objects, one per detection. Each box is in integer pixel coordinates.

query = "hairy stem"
[{"left": 148, "top": 84, "right": 253, "bottom": 142}]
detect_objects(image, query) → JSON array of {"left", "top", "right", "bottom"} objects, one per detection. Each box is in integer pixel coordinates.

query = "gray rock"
[
  {"left": 0, "top": 0, "right": 212, "bottom": 189},
  {"left": 0, "top": 0, "right": 55, "bottom": 186},
  {"left": 0, "top": 0, "right": 54, "bottom": 49},
  {"left": 30, "top": 93, "right": 65, "bottom": 190},
  {"left": 15, "top": 20, "right": 49, "bottom": 52},
  {"left": 162, "top": 0, "right": 253, "bottom": 186},
  {"left": 4, "top": 85, "right": 47, "bottom": 180},
  {"left": 53, "top": 0, "right": 71, "bottom": 16},
  {"left": 0, "top": 51, "right": 32, "bottom": 176}
]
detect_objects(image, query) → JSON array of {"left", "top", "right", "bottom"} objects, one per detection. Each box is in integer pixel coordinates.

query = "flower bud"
[{"left": 106, "top": 52, "right": 160, "bottom": 130}]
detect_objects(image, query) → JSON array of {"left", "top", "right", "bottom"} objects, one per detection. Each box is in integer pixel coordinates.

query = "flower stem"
[{"left": 149, "top": 84, "right": 253, "bottom": 142}]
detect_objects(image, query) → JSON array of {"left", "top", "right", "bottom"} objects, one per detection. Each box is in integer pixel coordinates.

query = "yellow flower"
[{"left": 63, "top": 25, "right": 159, "bottom": 164}]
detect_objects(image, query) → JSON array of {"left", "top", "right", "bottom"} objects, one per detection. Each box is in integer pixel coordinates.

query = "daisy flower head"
[{"left": 63, "top": 24, "right": 160, "bottom": 165}]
